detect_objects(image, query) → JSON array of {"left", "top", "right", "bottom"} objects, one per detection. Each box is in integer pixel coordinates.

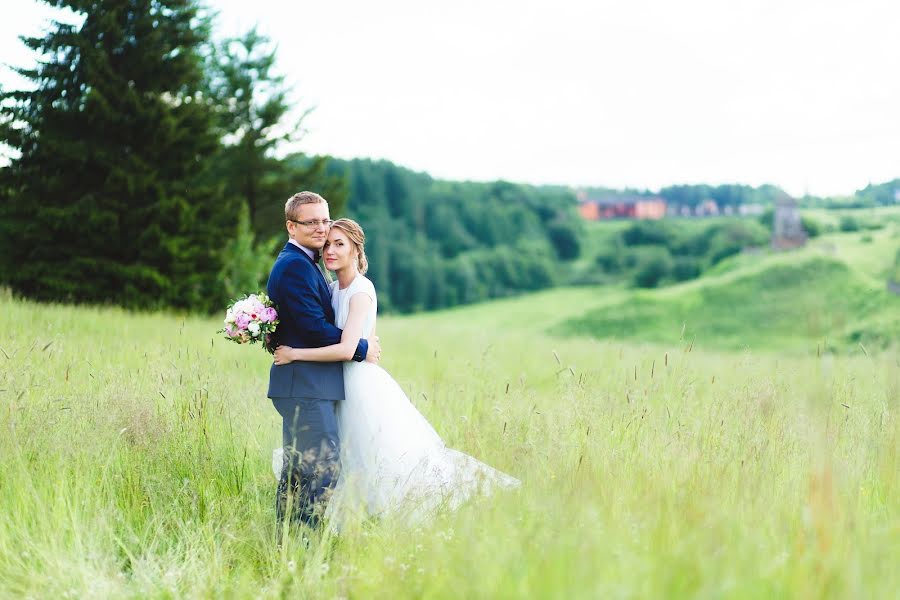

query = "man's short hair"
[{"left": 285, "top": 191, "right": 328, "bottom": 220}]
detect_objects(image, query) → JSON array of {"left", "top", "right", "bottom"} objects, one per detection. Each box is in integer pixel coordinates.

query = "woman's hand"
[{"left": 273, "top": 345, "right": 295, "bottom": 366}]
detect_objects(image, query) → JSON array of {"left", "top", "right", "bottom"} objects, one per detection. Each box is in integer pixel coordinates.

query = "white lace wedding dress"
[{"left": 274, "top": 274, "right": 520, "bottom": 528}]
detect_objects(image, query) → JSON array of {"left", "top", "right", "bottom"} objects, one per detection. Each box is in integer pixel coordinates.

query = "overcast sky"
[{"left": 3, "top": 0, "right": 899, "bottom": 196}]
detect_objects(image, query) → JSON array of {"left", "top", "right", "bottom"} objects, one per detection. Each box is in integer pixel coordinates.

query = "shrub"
[
  {"left": 621, "top": 221, "right": 674, "bottom": 247},
  {"left": 546, "top": 221, "right": 581, "bottom": 261},
  {"left": 671, "top": 257, "right": 702, "bottom": 282},
  {"left": 801, "top": 216, "right": 822, "bottom": 238},
  {"left": 839, "top": 216, "right": 860, "bottom": 232},
  {"left": 704, "top": 221, "right": 770, "bottom": 266},
  {"left": 631, "top": 246, "right": 673, "bottom": 288}
]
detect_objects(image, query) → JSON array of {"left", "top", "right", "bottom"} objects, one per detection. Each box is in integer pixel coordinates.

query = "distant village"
[
  {"left": 576, "top": 191, "right": 766, "bottom": 221},
  {"left": 576, "top": 190, "right": 814, "bottom": 251},
  {"left": 577, "top": 183, "right": 900, "bottom": 222}
]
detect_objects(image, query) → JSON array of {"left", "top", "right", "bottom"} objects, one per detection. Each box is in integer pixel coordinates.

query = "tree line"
[
  {"left": 0, "top": 0, "right": 333, "bottom": 312},
  {"left": 234, "top": 157, "right": 583, "bottom": 313},
  {"left": 331, "top": 159, "right": 582, "bottom": 312},
  {"left": 585, "top": 180, "right": 900, "bottom": 210},
  {"left": 581, "top": 183, "right": 787, "bottom": 208},
  {"left": 0, "top": 0, "right": 582, "bottom": 314},
  {"left": 3, "top": 1, "right": 893, "bottom": 315}
]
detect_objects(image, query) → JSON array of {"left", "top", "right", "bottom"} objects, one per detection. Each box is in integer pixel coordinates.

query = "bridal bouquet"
[{"left": 221, "top": 293, "right": 279, "bottom": 353}]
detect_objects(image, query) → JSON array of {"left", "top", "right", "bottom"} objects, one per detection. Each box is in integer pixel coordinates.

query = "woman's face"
[{"left": 323, "top": 227, "right": 357, "bottom": 272}]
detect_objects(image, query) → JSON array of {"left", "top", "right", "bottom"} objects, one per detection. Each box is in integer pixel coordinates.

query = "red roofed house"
[{"left": 578, "top": 195, "right": 667, "bottom": 220}]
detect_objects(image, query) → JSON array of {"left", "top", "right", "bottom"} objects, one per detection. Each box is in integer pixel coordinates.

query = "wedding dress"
[{"left": 273, "top": 274, "right": 520, "bottom": 527}]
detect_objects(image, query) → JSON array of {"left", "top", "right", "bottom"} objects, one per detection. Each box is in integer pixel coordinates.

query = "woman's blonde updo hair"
[{"left": 330, "top": 218, "right": 368, "bottom": 275}]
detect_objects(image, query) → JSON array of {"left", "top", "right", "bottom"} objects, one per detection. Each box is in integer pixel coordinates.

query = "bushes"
[
  {"left": 801, "top": 216, "right": 822, "bottom": 238},
  {"left": 547, "top": 220, "right": 582, "bottom": 260},
  {"left": 631, "top": 246, "right": 674, "bottom": 288},
  {"left": 704, "top": 221, "right": 770, "bottom": 266},
  {"left": 589, "top": 218, "right": 769, "bottom": 289},
  {"left": 672, "top": 257, "right": 702, "bottom": 281},
  {"left": 621, "top": 221, "right": 676, "bottom": 246},
  {"left": 839, "top": 216, "right": 860, "bottom": 232}
]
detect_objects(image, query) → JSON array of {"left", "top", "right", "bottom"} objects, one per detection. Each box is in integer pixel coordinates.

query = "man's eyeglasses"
[{"left": 290, "top": 218, "right": 334, "bottom": 229}]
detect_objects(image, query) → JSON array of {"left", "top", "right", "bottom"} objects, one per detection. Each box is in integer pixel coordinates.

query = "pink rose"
[
  {"left": 264, "top": 307, "right": 278, "bottom": 322},
  {"left": 235, "top": 313, "right": 251, "bottom": 330}
]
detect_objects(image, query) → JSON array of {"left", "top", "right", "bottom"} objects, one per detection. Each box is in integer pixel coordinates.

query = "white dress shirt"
[{"left": 288, "top": 238, "right": 316, "bottom": 260}]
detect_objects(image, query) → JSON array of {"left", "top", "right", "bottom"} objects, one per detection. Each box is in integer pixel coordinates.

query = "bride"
[{"left": 272, "top": 218, "right": 520, "bottom": 527}]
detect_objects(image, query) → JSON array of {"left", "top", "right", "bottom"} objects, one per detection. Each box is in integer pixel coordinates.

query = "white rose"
[{"left": 248, "top": 321, "right": 260, "bottom": 336}]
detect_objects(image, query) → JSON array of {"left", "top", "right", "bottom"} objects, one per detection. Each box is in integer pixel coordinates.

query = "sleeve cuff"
[{"left": 352, "top": 339, "right": 369, "bottom": 362}]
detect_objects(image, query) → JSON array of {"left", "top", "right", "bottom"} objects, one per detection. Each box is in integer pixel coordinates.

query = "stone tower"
[{"left": 771, "top": 194, "right": 807, "bottom": 250}]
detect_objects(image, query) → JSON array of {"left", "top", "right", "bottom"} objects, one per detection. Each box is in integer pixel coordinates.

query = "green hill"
[
  {"left": 552, "top": 229, "right": 900, "bottom": 352},
  {"left": 1, "top": 246, "right": 898, "bottom": 596}
]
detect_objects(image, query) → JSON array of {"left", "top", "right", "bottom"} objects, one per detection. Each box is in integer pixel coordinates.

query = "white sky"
[{"left": 2, "top": 0, "right": 899, "bottom": 197}]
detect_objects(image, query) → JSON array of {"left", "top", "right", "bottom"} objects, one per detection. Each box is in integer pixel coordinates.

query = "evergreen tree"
[
  {"left": 322, "top": 158, "right": 579, "bottom": 312},
  {"left": 202, "top": 28, "right": 351, "bottom": 242},
  {"left": 0, "top": 0, "right": 229, "bottom": 310}
]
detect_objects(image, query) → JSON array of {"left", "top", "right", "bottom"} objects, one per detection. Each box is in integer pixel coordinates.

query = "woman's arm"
[
  {"left": 278, "top": 262, "right": 368, "bottom": 361},
  {"left": 273, "top": 293, "right": 372, "bottom": 364}
]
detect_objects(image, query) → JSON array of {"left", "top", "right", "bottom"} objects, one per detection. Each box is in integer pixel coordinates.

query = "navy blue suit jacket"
[{"left": 266, "top": 242, "right": 368, "bottom": 400}]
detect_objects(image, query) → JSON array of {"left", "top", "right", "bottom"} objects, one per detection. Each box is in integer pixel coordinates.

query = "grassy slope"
[
  {"left": 557, "top": 225, "right": 900, "bottom": 352},
  {"left": 803, "top": 204, "right": 900, "bottom": 229},
  {"left": 0, "top": 227, "right": 897, "bottom": 597}
]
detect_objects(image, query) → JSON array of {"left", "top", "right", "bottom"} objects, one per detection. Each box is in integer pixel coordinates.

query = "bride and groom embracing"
[{"left": 266, "top": 191, "right": 519, "bottom": 538}]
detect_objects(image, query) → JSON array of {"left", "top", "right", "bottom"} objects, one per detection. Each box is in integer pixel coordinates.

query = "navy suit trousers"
[{"left": 272, "top": 398, "right": 341, "bottom": 531}]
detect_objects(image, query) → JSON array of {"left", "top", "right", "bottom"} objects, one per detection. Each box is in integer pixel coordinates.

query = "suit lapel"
[
  {"left": 284, "top": 242, "right": 328, "bottom": 282},
  {"left": 283, "top": 242, "right": 333, "bottom": 322}
]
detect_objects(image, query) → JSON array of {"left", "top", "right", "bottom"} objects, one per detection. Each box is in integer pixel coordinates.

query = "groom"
[{"left": 267, "top": 191, "right": 380, "bottom": 535}]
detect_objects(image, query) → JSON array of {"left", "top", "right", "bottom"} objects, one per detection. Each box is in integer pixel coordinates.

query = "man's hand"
[{"left": 366, "top": 336, "right": 382, "bottom": 363}]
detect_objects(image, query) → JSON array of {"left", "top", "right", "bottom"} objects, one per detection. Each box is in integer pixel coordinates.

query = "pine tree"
[
  {"left": 204, "top": 29, "right": 347, "bottom": 238},
  {"left": 204, "top": 27, "right": 293, "bottom": 233},
  {"left": 0, "top": 0, "right": 231, "bottom": 310}
]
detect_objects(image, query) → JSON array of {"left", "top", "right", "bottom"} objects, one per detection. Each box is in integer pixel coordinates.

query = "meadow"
[
  {"left": 0, "top": 227, "right": 897, "bottom": 598},
  {"left": 560, "top": 222, "right": 900, "bottom": 352}
]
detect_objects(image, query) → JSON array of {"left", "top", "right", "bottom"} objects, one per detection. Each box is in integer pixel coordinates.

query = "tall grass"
[
  {"left": 557, "top": 226, "right": 900, "bottom": 352},
  {"left": 0, "top": 289, "right": 897, "bottom": 598}
]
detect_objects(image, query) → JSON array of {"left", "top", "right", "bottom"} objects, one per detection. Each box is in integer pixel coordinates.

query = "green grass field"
[
  {"left": 0, "top": 230, "right": 898, "bottom": 597},
  {"left": 561, "top": 225, "right": 900, "bottom": 352}
]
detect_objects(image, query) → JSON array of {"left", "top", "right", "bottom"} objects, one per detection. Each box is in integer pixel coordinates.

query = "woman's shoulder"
[
  {"left": 359, "top": 275, "right": 376, "bottom": 293},
  {"left": 350, "top": 275, "right": 376, "bottom": 299}
]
